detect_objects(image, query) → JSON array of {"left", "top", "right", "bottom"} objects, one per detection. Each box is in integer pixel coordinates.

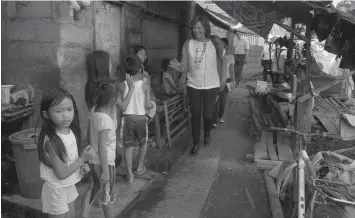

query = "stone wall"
[
  {"left": 1, "top": 1, "right": 122, "bottom": 144},
  {"left": 2, "top": 1, "right": 61, "bottom": 90},
  {"left": 2, "top": 1, "right": 190, "bottom": 144}
]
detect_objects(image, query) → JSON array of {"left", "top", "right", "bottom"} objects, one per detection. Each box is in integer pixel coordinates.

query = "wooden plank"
[
  {"left": 255, "top": 159, "right": 283, "bottom": 170},
  {"left": 252, "top": 113, "right": 262, "bottom": 131},
  {"left": 254, "top": 131, "right": 269, "bottom": 160},
  {"left": 154, "top": 113, "right": 162, "bottom": 148},
  {"left": 276, "top": 132, "right": 294, "bottom": 161},
  {"left": 163, "top": 101, "right": 172, "bottom": 148},
  {"left": 264, "top": 172, "right": 285, "bottom": 218},
  {"left": 266, "top": 132, "right": 278, "bottom": 160}
]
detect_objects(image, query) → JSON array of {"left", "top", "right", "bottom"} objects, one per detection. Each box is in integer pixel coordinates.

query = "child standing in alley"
[
  {"left": 38, "top": 88, "right": 95, "bottom": 218},
  {"left": 122, "top": 55, "right": 154, "bottom": 185},
  {"left": 82, "top": 56, "right": 136, "bottom": 217}
]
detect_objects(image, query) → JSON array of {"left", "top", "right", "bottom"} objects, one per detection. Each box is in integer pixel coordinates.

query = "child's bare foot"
[{"left": 125, "top": 173, "right": 134, "bottom": 185}]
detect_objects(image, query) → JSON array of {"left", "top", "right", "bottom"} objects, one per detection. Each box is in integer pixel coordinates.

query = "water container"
[{"left": 8, "top": 128, "right": 43, "bottom": 199}]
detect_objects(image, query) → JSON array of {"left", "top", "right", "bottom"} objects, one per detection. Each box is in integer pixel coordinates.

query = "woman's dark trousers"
[{"left": 187, "top": 87, "right": 219, "bottom": 146}]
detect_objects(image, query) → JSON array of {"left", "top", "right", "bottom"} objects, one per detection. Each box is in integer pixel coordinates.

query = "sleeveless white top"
[
  {"left": 187, "top": 39, "right": 220, "bottom": 89},
  {"left": 123, "top": 80, "right": 145, "bottom": 116},
  {"left": 40, "top": 130, "right": 81, "bottom": 188}
]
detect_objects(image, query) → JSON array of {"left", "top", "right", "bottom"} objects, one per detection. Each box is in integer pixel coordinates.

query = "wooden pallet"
[
  {"left": 276, "top": 132, "right": 294, "bottom": 161},
  {"left": 163, "top": 95, "right": 190, "bottom": 148},
  {"left": 253, "top": 130, "right": 294, "bottom": 169}
]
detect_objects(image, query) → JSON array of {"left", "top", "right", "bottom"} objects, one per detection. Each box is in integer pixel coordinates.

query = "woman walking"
[{"left": 170, "top": 14, "right": 225, "bottom": 156}]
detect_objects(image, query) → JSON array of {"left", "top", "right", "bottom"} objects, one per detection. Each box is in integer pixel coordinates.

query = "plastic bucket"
[
  {"left": 1, "top": 85, "right": 14, "bottom": 104},
  {"left": 8, "top": 128, "right": 43, "bottom": 199}
]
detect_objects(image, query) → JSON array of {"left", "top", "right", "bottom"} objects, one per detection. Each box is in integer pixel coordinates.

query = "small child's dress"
[{"left": 40, "top": 130, "right": 81, "bottom": 215}]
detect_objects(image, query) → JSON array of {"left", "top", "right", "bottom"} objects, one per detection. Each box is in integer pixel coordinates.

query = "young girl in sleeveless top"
[{"left": 38, "top": 88, "right": 95, "bottom": 217}]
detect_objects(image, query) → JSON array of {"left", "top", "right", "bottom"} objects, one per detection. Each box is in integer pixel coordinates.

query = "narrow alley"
[{"left": 126, "top": 85, "right": 271, "bottom": 218}]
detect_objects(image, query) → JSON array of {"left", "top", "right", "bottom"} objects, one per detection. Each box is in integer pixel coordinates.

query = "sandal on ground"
[{"left": 134, "top": 166, "right": 146, "bottom": 175}]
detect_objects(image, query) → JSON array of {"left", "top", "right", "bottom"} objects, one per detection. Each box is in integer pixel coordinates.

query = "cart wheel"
[{"left": 313, "top": 204, "right": 345, "bottom": 218}]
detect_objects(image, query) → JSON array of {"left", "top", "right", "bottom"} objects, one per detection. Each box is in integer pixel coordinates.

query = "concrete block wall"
[
  {"left": 2, "top": 1, "right": 61, "bottom": 90},
  {"left": 2, "top": 1, "right": 124, "bottom": 145},
  {"left": 2, "top": 1, "right": 190, "bottom": 143}
]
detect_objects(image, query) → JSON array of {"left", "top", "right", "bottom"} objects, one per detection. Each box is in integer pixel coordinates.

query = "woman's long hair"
[
  {"left": 191, "top": 14, "right": 211, "bottom": 39},
  {"left": 37, "top": 88, "right": 81, "bottom": 168},
  {"left": 95, "top": 78, "right": 118, "bottom": 110},
  {"left": 85, "top": 50, "right": 112, "bottom": 110}
]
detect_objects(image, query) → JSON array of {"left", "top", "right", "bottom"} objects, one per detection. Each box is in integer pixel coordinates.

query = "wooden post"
[
  {"left": 287, "top": 22, "right": 295, "bottom": 60},
  {"left": 295, "top": 21, "right": 313, "bottom": 153}
]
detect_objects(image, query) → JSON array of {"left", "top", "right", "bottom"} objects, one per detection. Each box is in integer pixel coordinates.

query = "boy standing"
[{"left": 122, "top": 55, "right": 154, "bottom": 184}]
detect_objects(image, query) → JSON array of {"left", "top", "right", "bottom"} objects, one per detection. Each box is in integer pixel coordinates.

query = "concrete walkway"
[{"left": 126, "top": 85, "right": 271, "bottom": 218}]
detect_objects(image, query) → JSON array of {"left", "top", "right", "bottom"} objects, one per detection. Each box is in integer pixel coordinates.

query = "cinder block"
[
  {"left": 21, "top": 42, "right": 55, "bottom": 66},
  {"left": 1, "top": 64, "right": 60, "bottom": 89},
  {"left": 5, "top": 20, "right": 59, "bottom": 42},
  {"left": 1, "top": 64, "right": 36, "bottom": 86},
  {"left": 36, "top": 65, "right": 61, "bottom": 89},
  {"left": 2, "top": 42, "right": 22, "bottom": 64},
  {"left": 5, "top": 2, "right": 17, "bottom": 18},
  {"left": 59, "top": 24, "right": 93, "bottom": 48},
  {"left": 56, "top": 46, "right": 88, "bottom": 70},
  {"left": 17, "top": 1, "right": 52, "bottom": 18}
]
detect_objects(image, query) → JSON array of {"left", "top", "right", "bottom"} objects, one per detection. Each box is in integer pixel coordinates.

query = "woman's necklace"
[{"left": 194, "top": 42, "right": 207, "bottom": 69}]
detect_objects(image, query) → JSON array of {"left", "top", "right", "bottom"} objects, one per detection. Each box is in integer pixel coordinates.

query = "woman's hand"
[
  {"left": 126, "top": 74, "right": 135, "bottom": 90},
  {"left": 169, "top": 59, "right": 183, "bottom": 72}
]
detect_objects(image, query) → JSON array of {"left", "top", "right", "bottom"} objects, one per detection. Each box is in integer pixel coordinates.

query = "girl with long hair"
[{"left": 38, "top": 88, "right": 95, "bottom": 218}]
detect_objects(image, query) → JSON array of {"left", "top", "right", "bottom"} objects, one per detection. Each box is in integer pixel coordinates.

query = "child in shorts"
[{"left": 122, "top": 55, "right": 154, "bottom": 184}]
